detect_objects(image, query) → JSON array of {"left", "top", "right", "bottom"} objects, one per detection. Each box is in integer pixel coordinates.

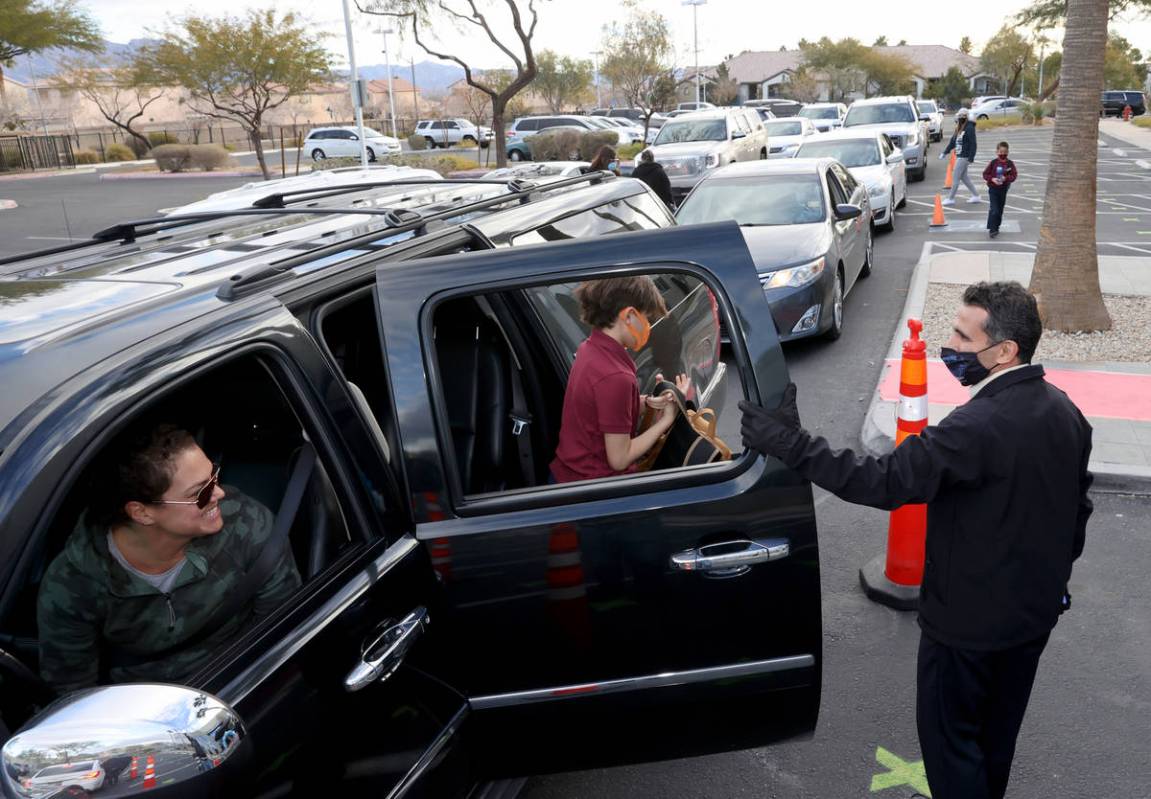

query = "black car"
[
  {"left": 0, "top": 173, "right": 822, "bottom": 795},
  {"left": 1101, "top": 90, "right": 1146, "bottom": 117}
]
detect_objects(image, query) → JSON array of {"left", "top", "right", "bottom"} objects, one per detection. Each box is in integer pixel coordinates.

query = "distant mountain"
[
  {"left": 352, "top": 60, "right": 465, "bottom": 97},
  {"left": 4, "top": 38, "right": 160, "bottom": 82}
]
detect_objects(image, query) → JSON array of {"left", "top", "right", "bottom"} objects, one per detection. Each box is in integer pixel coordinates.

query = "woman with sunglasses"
[{"left": 37, "top": 423, "right": 301, "bottom": 693}]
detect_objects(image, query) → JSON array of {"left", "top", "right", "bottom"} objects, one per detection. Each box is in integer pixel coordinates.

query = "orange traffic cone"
[
  {"left": 929, "top": 194, "right": 947, "bottom": 227},
  {"left": 142, "top": 754, "right": 157, "bottom": 789},
  {"left": 546, "top": 522, "right": 591, "bottom": 647},
  {"left": 942, "top": 151, "right": 956, "bottom": 189},
  {"left": 129, "top": 756, "right": 138, "bottom": 780},
  {"left": 860, "top": 318, "right": 928, "bottom": 610},
  {"left": 422, "top": 491, "right": 452, "bottom": 581}
]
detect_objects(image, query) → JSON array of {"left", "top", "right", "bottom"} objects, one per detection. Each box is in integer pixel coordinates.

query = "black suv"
[
  {"left": 1101, "top": 90, "right": 1146, "bottom": 117},
  {"left": 0, "top": 173, "right": 822, "bottom": 795}
]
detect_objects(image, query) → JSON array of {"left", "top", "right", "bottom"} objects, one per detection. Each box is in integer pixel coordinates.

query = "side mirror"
[
  {"left": 348, "top": 134, "right": 360, "bottom": 141},
  {"left": 2, "top": 684, "right": 247, "bottom": 798},
  {"left": 919, "top": 114, "right": 931, "bottom": 121},
  {"left": 835, "top": 203, "right": 863, "bottom": 221},
  {"left": 886, "top": 151, "right": 905, "bottom": 164},
  {"left": 731, "top": 130, "right": 747, "bottom": 139}
]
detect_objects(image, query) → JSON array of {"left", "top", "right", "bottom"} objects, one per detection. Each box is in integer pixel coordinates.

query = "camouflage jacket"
[{"left": 38, "top": 487, "right": 301, "bottom": 694}]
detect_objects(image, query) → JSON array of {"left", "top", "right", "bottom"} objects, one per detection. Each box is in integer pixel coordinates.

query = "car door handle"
[
  {"left": 344, "top": 607, "right": 429, "bottom": 692},
  {"left": 670, "top": 538, "right": 790, "bottom": 579}
]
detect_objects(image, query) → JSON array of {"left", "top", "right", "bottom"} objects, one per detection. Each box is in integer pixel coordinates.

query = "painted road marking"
[
  {"left": 1111, "top": 148, "right": 1128, "bottom": 156},
  {"left": 870, "top": 747, "right": 931, "bottom": 795},
  {"left": 0, "top": 200, "right": 16, "bottom": 210},
  {"left": 1137, "top": 160, "right": 1151, "bottom": 170},
  {"left": 1110, "top": 242, "right": 1151, "bottom": 254}
]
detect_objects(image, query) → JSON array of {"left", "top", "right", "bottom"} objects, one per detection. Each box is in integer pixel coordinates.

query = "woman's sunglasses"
[{"left": 147, "top": 464, "right": 221, "bottom": 510}]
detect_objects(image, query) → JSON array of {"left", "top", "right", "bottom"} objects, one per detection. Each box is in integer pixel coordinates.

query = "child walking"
[{"left": 982, "top": 141, "right": 1018, "bottom": 239}]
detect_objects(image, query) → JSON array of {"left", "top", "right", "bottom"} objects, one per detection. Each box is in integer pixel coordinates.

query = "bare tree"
[
  {"left": 1028, "top": 0, "right": 1112, "bottom": 332},
  {"left": 359, "top": 0, "right": 544, "bottom": 167},
  {"left": 59, "top": 54, "right": 165, "bottom": 155}
]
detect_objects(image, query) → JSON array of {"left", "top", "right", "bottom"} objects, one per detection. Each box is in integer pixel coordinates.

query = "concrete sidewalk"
[
  {"left": 863, "top": 247, "right": 1151, "bottom": 492},
  {"left": 1099, "top": 117, "right": 1151, "bottom": 150}
]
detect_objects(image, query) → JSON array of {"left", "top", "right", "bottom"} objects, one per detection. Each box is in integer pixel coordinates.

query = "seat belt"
[{"left": 105, "top": 443, "right": 317, "bottom": 669}]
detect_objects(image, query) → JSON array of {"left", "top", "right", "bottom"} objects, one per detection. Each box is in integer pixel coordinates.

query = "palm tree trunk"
[{"left": 1028, "top": 0, "right": 1112, "bottom": 332}]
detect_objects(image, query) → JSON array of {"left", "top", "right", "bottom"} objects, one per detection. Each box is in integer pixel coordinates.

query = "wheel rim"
[
  {"left": 833, "top": 273, "right": 844, "bottom": 330},
  {"left": 311, "top": 150, "right": 324, "bottom": 161}
]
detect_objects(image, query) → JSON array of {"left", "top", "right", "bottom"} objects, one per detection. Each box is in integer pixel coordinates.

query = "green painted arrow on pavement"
[{"left": 870, "top": 746, "right": 931, "bottom": 795}]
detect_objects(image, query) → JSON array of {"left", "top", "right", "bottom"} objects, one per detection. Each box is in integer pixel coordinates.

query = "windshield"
[
  {"left": 677, "top": 175, "right": 826, "bottom": 226},
  {"left": 844, "top": 103, "right": 915, "bottom": 126},
  {"left": 916, "top": 102, "right": 937, "bottom": 114},
  {"left": 800, "top": 106, "right": 839, "bottom": 120},
  {"left": 586, "top": 117, "right": 615, "bottom": 129},
  {"left": 654, "top": 119, "right": 727, "bottom": 145},
  {"left": 765, "top": 121, "right": 803, "bottom": 136},
  {"left": 362, "top": 128, "right": 387, "bottom": 138},
  {"left": 795, "top": 139, "right": 881, "bottom": 167}
]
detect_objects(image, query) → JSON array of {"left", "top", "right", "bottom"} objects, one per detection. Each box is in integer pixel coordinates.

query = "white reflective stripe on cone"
[{"left": 898, "top": 394, "right": 929, "bottom": 423}]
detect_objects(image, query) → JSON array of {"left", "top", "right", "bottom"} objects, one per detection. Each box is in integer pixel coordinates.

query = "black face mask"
[{"left": 940, "top": 342, "right": 1001, "bottom": 386}]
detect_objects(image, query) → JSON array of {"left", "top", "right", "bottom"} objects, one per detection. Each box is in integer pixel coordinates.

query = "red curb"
[{"left": 879, "top": 359, "right": 1151, "bottom": 421}]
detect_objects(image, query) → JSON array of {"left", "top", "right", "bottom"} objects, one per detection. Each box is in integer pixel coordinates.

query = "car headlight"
[
  {"left": 906, "top": 131, "right": 919, "bottom": 146},
  {"left": 761, "top": 257, "right": 826, "bottom": 290},
  {"left": 869, "top": 183, "right": 887, "bottom": 198},
  {"left": 704, "top": 152, "right": 720, "bottom": 168}
]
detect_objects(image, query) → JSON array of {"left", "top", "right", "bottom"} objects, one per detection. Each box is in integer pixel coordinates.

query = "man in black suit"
[{"left": 740, "top": 281, "right": 1093, "bottom": 799}]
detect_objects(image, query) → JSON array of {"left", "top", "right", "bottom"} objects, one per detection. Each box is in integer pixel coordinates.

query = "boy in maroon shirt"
[
  {"left": 550, "top": 277, "right": 689, "bottom": 483},
  {"left": 983, "top": 141, "right": 1018, "bottom": 239}
]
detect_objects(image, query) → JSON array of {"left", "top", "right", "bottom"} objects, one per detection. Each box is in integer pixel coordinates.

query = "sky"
[{"left": 82, "top": 0, "right": 1151, "bottom": 71}]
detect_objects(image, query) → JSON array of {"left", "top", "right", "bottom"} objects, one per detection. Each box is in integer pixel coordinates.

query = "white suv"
[
  {"left": 506, "top": 115, "right": 634, "bottom": 147},
  {"left": 414, "top": 118, "right": 493, "bottom": 148},
  {"left": 842, "top": 96, "right": 929, "bottom": 181},
  {"left": 645, "top": 107, "right": 769, "bottom": 200},
  {"left": 303, "top": 126, "right": 402, "bottom": 161}
]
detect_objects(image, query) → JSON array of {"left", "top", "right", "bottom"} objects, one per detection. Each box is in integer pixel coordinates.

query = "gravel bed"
[{"left": 921, "top": 283, "right": 1151, "bottom": 362}]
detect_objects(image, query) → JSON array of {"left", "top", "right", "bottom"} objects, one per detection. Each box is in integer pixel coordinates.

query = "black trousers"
[
  {"left": 987, "top": 185, "right": 1009, "bottom": 232},
  {"left": 917, "top": 631, "right": 1049, "bottom": 799}
]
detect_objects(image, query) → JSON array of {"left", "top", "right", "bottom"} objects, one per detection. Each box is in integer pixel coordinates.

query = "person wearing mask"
[
  {"left": 739, "top": 281, "right": 1093, "bottom": 799},
  {"left": 631, "top": 148, "right": 674, "bottom": 208},
  {"left": 940, "top": 108, "right": 980, "bottom": 206},
  {"left": 982, "top": 141, "right": 1018, "bottom": 239},
  {"left": 584, "top": 145, "right": 620, "bottom": 176},
  {"left": 549, "top": 277, "right": 688, "bottom": 483}
]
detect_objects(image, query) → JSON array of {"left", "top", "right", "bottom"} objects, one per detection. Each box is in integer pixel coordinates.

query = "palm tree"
[{"left": 1028, "top": 0, "right": 1112, "bottom": 332}]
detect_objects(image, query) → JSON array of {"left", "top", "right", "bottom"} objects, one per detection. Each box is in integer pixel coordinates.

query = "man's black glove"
[{"left": 739, "top": 383, "right": 803, "bottom": 458}]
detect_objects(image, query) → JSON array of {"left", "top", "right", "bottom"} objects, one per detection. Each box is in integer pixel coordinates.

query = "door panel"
[{"left": 373, "top": 223, "right": 821, "bottom": 766}]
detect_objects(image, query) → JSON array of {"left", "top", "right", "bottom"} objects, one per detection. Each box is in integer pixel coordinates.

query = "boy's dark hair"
[
  {"left": 87, "top": 423, "right": 198, "bottom": 528},
  {"left": 574, "top": 276, "right": 668, "bottom": 329},
  {"left": 997, "top": 141, "right": 1009, "bottom": 150},
  {"left": 962, "top": 281, "right": 1042, "bottom": 363}
]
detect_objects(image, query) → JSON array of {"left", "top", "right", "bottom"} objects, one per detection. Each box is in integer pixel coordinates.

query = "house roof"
[
  {"left": 725, "top": 44, "right": 982, "bottom": 85},
  {"left": 367, "top": 77, "right": 416, "bottom": 95}
]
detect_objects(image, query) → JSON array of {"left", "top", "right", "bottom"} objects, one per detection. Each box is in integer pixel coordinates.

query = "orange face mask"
[{"left": 620, "top": 307, "right": 651, "bottom": 350}]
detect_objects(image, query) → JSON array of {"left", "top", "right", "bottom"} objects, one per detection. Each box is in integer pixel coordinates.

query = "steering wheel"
[{"left": 0, "top": 646, "right": 56, "bottom": 708}]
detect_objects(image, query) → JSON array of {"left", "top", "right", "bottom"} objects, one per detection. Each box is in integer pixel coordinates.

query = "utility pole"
[
  {"left": 380, "top": 27, "right": 399, "bottom": 139},
  {"left": 340, "top": 0, "right": 369, "bottom": 167},
  {"left": 411, "top": 57, "right": 420, "bottom": 124},
  {"left": 591, "top": 50, "right": 602, "bottom": 108},
  {"left": 682, "top": 0, "right": 707, "bottom": 105}
]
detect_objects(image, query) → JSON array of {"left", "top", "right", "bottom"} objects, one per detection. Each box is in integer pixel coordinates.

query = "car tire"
[
  {"left": 310, "top": 149, "right": 326, "bottom": 161},
  {"left": 882, "top": 193, "right": 896, "bottom": 232},
  {"left": 366, "top": 147, "right": 376, "bottom": 162},
  {"left": 824, "top": 268, "right": 845, "bottom": 341},
  {"left": 509, "top": 149, "right": 525, "bottom": 161},
  {"left": 463, "top": 135, "right": 477, "bottom": 147},
  {"left": 424, "top": 137, "right": 437, "bottom": 149},
  {"left": 978, "top": 114, "right": 989, "bottom": 120},
  {"left": 760, "top": 148, "right": 767, "bottom": 159},
  {"left": 897, "top": 188, "right": 907, "bottom": 209},
  {"left": 861, "top": 227, "right": 874, "bottom": 278}
]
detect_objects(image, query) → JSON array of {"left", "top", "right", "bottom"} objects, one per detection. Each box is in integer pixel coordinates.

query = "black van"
[{"left": 0, "top": 173, "right": 822, "bottom": 795}]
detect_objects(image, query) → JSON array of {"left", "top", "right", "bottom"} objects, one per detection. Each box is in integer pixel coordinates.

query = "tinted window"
[
  {"left": 832, "top": 163, "right": 858, "bottom": 194},
  {"left": 844, "top": 103, "right": 916, "bottom": 126},
  {"left": 826, "top": 172, "right": 848, "bottom": 205},
  {"left": 917, "top": 101, "right": 937, "bottom": 113},
  {"left": 765, "top": 121, "right": 803, "bottom": 136},
  {"left": 430, "top": 121, "right": 444, "bottom": 129},
  {"left": 654, "top": 119, "right": 727, "bottom": 144},
  {"left": 676, "top": 175, "right": 827, "bottom": 226},
  {"left": 445, "top": 121, "right": 459, "bottom": 129},
  {"left": 734, "top": 114, "right": 751, "bottom": 134},
  {"left": 800, "top": 106, "right": 839, "bottom": 120},
  {"left": 518, "top": 119, "right": 538, "bottom": 132},
  {"left": 796, "top": 138, "right": 881, "bottom": 167}
]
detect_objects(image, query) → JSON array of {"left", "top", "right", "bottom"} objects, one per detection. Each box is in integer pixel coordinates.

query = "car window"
[
  {"left": 429, "top": 270, "right": 739, "bottom": 497},
  {"left": 800, "top": 106, "right": 835, "bottom": 120},
  {"left": 734, "top": 114, "right": 751, "bottom": 134},
  {"left": 844, "top": 103, "right": 916, "bottom": 126},
  {"left": 430, "top": 121, "right": 443, "bottom": 129},
  {"left": 796, "top": 139, "right": 880, "bottom": 167},
  {"left": 446, "top": 121, "right": 459, "bottom": 129},
  {"left": 653, "top": 119, "right": 727, "bottom": 144},
  {"left": 19, "top": 354, "right": 356, "bottom": 699},
  {"left": 832, "top": 163, "right": 858, "bottom": 194},
  {"left": 677, "top": 174, "right": 827, "bottom": 226},
  {"left": 917, "top": 101, "right": 936, "bottom": 113},
  {"left": 512, "top": 195, "right": 672, "bottom": 245},
  {"left": 765, "top": 121, "right": 803, "bottom": 136},
  {"left": 517, "top": 119, "right": 538, "bottom": 132},
  {"left": 826, "top": 171, "right": 848, "bottom": 205},
  {"left": 880, "top": 135, "right": 893, "bottom": 157}
]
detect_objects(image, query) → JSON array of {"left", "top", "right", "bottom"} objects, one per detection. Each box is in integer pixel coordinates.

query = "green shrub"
[
  {"left": 578, "top": 130, "right": 620, "bottom": 161},
  {"left": 617, "top": 142, "right": 645, "bottom": 160},
  {"left": 1132, "top": 116, "right": 1151, "bottom": 128},
  {"left": 310, "top": 153, "right": 480, "bottom": 176},
  {"left": 74, "top": 149, "right": 101, "bottom": 165},
  {"left": 148, "top": 131, "right": 180, "bottom": 146},
  {"left": 529, "top": 129, "right": 583, "bottom": 161},
  {"left": 975, "top": 114, "right": 1025, "bottom": 130},
  {"left": 104, "top": 143, "right": 135, "bottom": 162},
  {"left": 188, "top": 144, "right": 231, "bottom": 171},
  {"left": 407, "top": 133, "right": 427, "bottom": 150},
  {"left": 152, "top": 143, "right": 192, "bottom": 172}
]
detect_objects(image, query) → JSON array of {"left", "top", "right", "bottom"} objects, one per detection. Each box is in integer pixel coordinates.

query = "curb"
[
  {"left": 99, "top": 171, "right": 262, "bottom": 181},
  {"left": 860, "top": 244, "right": 1151, "bottom": 495}
]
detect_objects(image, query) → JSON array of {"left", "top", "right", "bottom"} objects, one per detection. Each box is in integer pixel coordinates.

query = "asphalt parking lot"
[{"left": 2, "top": 126, "right": 1148, "bottom": 797}]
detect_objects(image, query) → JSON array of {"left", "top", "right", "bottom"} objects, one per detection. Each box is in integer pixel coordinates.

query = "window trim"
[{"left": 417, "top": 262, "right": 759, "bottom": 518}]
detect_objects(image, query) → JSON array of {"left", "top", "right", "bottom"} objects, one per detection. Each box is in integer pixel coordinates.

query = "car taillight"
[{"left": 86, "top": 771, "right": 100, "bottom": 779}]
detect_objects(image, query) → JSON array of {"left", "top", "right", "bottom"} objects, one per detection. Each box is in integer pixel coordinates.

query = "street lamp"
[
  {"left": 380, "top": 26, "right": 399, "bottom": 140},
  {"left": 682, "top": 0, "right": 707, "bottom": 105},
  {"left": 340, "top": 0, "right": 369, "bottom": 167},
  {"left": 591, "top": 50, "right": 603, "bottom": 108}
]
